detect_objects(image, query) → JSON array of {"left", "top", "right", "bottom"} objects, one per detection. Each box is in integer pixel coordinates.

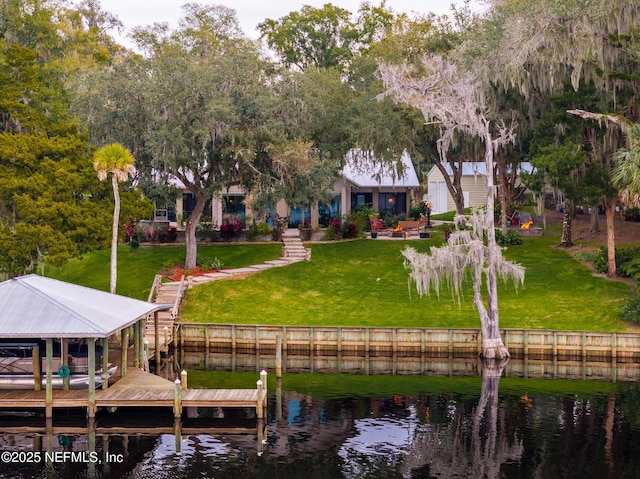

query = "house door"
[
  {"left": 428, "top": 181, "right": 448, "bottom": 213},
  {"left": 438, "top": 182, "right": 448, "bottom": 213}
]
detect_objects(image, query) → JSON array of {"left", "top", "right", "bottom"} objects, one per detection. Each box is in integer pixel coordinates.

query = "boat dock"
[{"left": 0, "top": 368, "right": 268, "bottom": 420}]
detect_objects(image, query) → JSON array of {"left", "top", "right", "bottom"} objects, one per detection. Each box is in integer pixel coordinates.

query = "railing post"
[{"left": 181, "top": 369, "right": 188, "bottom": 390}]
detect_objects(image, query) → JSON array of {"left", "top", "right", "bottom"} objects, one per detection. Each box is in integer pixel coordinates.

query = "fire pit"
[{"left": 390, "top": 225, "right": 405, "bottom": 238}]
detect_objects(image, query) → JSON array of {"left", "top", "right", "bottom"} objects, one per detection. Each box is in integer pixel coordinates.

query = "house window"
[
  {"left": 288, "top": 206, "right": 311, "bottom": 228},
  {"left": 182, "top": 193, "right": 196, "bottom": 216},
  {"left": 350, "top": 192, "right": 372, "bottom": 210},
  {"left": 222, "top": 195, "right": 246, "bottom": 223},
  {"left": 318, "top": 194, "right": 341, "bottom": 227},
  {"left": 154, "top": 204, "right": 176, "bottom": 222},
  {"left": 378, "top": 193, "right": 407, "bottom": 215}
]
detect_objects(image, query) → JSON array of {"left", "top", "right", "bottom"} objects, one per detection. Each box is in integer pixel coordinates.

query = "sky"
[{"left": 103, "top": 0, "right": 485, "bottom": 48}]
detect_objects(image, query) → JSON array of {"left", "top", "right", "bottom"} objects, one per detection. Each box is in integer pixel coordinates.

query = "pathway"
[{"left": 145, "top": 230, "right": 311, "bottom": 352}]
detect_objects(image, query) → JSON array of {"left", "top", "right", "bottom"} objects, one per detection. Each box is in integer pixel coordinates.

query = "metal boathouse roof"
[{"left": 0, "top": 274, "right": 171, "bottom": 339}]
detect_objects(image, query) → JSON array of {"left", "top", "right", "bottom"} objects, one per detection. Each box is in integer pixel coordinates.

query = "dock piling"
[
  {"left": 174, "top": 378, "right": 182, "bottom": 418},
  {"left": 256, "top": 380, "right": 264, "bottom": 418}
]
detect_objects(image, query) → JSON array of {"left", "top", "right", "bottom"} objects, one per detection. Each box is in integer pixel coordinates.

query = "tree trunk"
[
  {"left": 110, "top": 175, "right": 120, "bottom": 294},
  {"left": 560, "top": 199, "right": 574, "bottom": 247},
  {"left": 434, "top": 161, "right": 465, "bottom": 215},
  {"left": 184, "top": 190, "right": 206, "bottom": 270},
  {"left": 481, "top": 133, "right": 510, "bottom": 359},
  {"left": 589, "top": 205, "right": 600, "bottom": 233},
  {"left": 605, "top": 200, "right": 617, "bottom": 278},
  {"left": 470, "top": 358, "right": 509, "bottom": 477},
  {"left": 499, "top": 181, "right": 508, "bottom": 235}
]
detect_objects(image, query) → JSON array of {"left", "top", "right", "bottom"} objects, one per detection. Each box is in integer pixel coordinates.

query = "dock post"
[
  {"left": 276, "top": 377, "right": 283, "bottom": 423},
  {"left": 45, "top": 339, "right": 53, "bottom": 418},
  {"left": 256, "top": 379, "right": 264, "bottom": 419},
  {"left": 133, "top": 324, "right": 139, "bottom": 369},
  {"left": 121, "top": 328, "right": 129, "bottom": 378},
  {"left": 173, "top": 378, "right": 182, "bottom": 418},
  {"left": 259, "top": 370, "right": 268, "bottom": 418},
  {"left": 139, "top": 320, "right": 145, "bottom": 369},
  {"left": 257, "top": 418, "right": 266, "bottom": 456},
  {"left": 153, "top": 311, "right": 161, "bottom": 352},
  {"left": 88, "top": 417, "right": 96, "bottom": 479},
  {"left": 32, "top": 344, "right": 41, "bottom": 391},
  {"left": 260, "top": 370, "right": 268, "bottom": 396},
  {"left": 276, "top": 334, "right": 282, "bottom": 378},
  {"left": 181, "top": 370, "right": 188, "bottom": 390},
  {"left": 102, "top": 338, "right": 109, "bottom": 390},
  {"left": 154, "top": 312, "right": 160, "bottom": 371},
  {"left": 164, "top": 326, "right": 169, "bottom": 349},
  {"left": 61, "top": 339, "right": 69, "bottom": 390},
  {"left": 144, "top": 339, "right": 150, "bottom": 372},
  {"left": 88, "top": 339, "right": 96, "bottom": 419},
  {"left": 174, "top": 416, "right": 182, "bottom": 453}
]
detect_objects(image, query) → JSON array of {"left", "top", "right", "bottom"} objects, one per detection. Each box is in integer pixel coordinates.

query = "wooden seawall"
[{"left": 176, "top": 323, "right": 640, "bottom": 360}]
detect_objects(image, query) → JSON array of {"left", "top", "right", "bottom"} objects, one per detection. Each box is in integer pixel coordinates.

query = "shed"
[{"left": 426, "top": 162, "right": 533, "bottom": 213}]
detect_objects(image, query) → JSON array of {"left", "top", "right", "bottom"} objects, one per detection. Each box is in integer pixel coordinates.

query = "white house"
[
  {"left": 426, "top": 162, "right": 533, "bottom": 213},
  {"left": 160, "top": 150, "right": 421, "bottom": 229}
]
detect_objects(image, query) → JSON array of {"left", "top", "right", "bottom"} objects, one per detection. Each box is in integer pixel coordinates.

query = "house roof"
[
  {"left": 429, "top": 162, "right": 534, "bottom": 177},
  {"left": 342, "top": 150, "right": 420, "bottom": 188},
  {"left": 0, "top": 275, "right": 172, "bottom": 339}
]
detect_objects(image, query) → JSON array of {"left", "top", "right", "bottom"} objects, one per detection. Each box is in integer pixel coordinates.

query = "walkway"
[{"left": 145, "top": 231, "right": 311, "bottom": 353}]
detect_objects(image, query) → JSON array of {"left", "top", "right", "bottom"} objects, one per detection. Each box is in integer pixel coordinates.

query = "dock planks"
[{"left": 0, "top": 368, "right": 265, "bottom": 416}]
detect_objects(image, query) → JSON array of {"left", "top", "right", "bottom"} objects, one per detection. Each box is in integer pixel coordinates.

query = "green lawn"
[
  {"left": 43, "top": 231, "right": 636, "bottom": 332},
  {"left": 45, "top": 243, "right": 282, "bottom": 300},
  {"left": 181, "top": 232, "right": 635, "bottom": 331}
]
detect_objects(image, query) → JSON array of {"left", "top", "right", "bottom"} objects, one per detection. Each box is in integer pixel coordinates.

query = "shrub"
[
  {"left": 495, "top": 229, "right": 523, "bottom": 246},
  {"left": 324, "top": 220, "right": 342, "bottom": 240},
  {"left": 158, "top": 226, "right": 177, "bottom": 243},
  {"left": 619, "top": 293, "right": 640, "bottom": 323},
  {"left": 198, "top": 256, "right": 223, "bottom": 271},
  {"left": 220, "top": 221, "right": 243, "bottom": 240},
  {"left": 347, "top": 208, "right": 371, "bottom": 235},
  {"left": 342, "top": 222, "right": 359, "bottom": 239},
  {"left": 245, "top": 222, "right": 271, "bottom": 241},
  {"left": 408, "top": 206, "right": 424, "bottom": 220},
  {"left": 270, "top": 216, "right": 287, "bottom": 241},
  {"left": 197, "top": 216, "right": 218, "bottom": 241},
  {"left": 593, "top": 246, "right": 640, "bottom": 276}
]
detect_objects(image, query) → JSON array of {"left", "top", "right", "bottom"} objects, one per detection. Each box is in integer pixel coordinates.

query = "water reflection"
[{"left": 0, "top": 354, "right": 639, "bottom": 478}]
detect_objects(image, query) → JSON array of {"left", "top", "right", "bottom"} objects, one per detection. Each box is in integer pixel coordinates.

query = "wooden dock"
[{"left": 0, "top": 368, "right": 267, "bottom": 419}]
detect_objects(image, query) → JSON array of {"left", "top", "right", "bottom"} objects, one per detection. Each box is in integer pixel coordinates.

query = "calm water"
[{"left": 1, "top": 355, "right": 640, "bottom": 479}]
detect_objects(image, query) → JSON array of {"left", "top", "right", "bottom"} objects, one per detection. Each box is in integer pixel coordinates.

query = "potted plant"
[
  {"left": 369, "top": 213, "right": 382, "bottom": 238},
  {"left": 419, "top": 226, "right": 430, "bottom": 239}
]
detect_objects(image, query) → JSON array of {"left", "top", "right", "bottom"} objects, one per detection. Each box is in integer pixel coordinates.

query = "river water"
[{"left": 1, "top": 354, "right": 640, "bottom": 478}]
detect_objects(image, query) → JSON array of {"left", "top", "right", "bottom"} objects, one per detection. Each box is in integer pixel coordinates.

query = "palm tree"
[
  {"left": 613, "top": 123, "right": 640, "bottom": 205},
  {"left": 93, "top": 144, "right": 135, "bottom": 294}
]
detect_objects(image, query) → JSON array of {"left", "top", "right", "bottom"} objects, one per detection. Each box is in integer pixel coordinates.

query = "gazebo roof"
[{"left": 0, "top": 275, "right": 171, "bottom": 339}]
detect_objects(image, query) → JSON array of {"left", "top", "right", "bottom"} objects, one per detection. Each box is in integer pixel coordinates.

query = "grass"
[
  {"left": 43, "top": 228, "right": 636, "bottom": 332},
  {"left": 181, "top": 229, "right": 635, "bottom": 331},
  {"left": 45, "top": 243, "right": 282, "bottom": 300}
]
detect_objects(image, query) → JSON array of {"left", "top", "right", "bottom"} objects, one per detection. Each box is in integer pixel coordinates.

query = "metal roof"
[
  {"left": 0, "top": 275, "right": 172, "bottom": 339},
  {"left": 431, "top": 161, "right": 534, "bottom": 177},
  {"left": 342, "top": 150, "right": 420, "bottom": 188}
]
